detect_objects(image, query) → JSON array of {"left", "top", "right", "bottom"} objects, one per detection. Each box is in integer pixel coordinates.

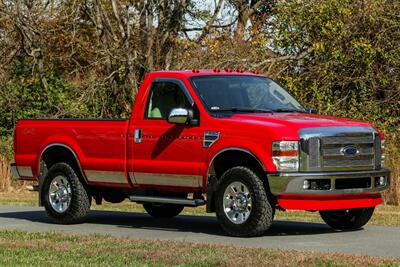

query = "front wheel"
[
  {"left": 215, "top": 166, "right": 274, "bottom": 237},
  {"left": 319, "top": 207, "right": 375, "bottom": 230}
]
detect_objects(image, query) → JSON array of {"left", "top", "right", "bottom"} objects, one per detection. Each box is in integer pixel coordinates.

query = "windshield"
[{"left": 190, "top": 75, "right": 305, "bottom": 113}]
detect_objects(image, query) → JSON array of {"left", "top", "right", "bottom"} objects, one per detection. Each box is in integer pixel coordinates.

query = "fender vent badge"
[{"left": 204, "top": 131, "right": 220, "bottom": 148}]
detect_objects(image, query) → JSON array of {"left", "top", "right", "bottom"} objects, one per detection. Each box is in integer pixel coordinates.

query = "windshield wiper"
[
  {"left": 273, "top": 108, "right": 306, "bottom": 113},
  {"left": 211, "top": 107, "right": 273, "bottom": 113}
]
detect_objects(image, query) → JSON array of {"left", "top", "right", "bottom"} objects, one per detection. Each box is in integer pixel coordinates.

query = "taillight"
[
  {"left": 13, "top": 123, "right": 17, "bottom": 160},
  {"left": 272, "top": 141, "right": 299, "bottom": 172}
]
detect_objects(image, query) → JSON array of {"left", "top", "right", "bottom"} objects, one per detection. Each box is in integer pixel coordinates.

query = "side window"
[{"left": 145, "top": 81, "right": 191, "bottom": 119}]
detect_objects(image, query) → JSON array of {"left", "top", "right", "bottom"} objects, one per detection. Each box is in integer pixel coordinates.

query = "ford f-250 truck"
[{"left": 11, "top": 69, "right": 390, "bottom": 237}]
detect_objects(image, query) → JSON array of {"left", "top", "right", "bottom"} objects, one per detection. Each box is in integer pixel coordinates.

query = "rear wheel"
[
  {"left": 143, "top": 203, "right": 184, "bottom": 218},
  {"left": 215, "top": 166, "right": 274, "bottom": 237},
  {"left": 319, "top": 207, "right": 375, "bottom": 230},
  {"left": 42, "top": 162, "right": 91, "bottom": 224}
]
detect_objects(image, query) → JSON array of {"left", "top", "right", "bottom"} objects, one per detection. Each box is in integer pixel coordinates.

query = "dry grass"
[
  {"left": 0, "top": 190, "right": 37, "bottom": 206},
  {"left": 0, "top": 154, "right": 36, "bottom": 194},
  {"left": 0, "top": 155, "right": 11, "bottom": 192},
  {"left": 383, "top": 147, "right": 400, "bottom": 205},
  {"left": 0, "top": 230, "right": 399, "bottom": 266}
]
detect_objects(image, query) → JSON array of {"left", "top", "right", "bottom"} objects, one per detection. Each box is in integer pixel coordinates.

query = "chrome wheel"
[
  {"left": 223, "top": 181, "right": 252, "bottom": 224},
  {"left": 48, "top": 175, "right": 72, "bottom": 213}
]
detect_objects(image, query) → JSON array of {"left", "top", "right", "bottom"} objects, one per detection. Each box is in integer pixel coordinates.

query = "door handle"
[{"left": 134, "top": 129, "right": 142, "bottom": 143}]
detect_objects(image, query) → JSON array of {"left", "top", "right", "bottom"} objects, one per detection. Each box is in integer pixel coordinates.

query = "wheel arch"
[
  {"left": 38, "top": 143, "right": 87, "bottom": 206},
  {"left": 208, "top": 148, "right": 266, "bottom": 177},
  {"left": 39, "top": 143, "right": 86, "bottom": 181},
  {"left": 206, "top": 147, "right": 271, "bottom": 212}
]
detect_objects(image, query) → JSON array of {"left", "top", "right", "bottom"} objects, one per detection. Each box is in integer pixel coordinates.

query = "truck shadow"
[{"left": 0, "top": 209, "right": 356, "bottom": 237}]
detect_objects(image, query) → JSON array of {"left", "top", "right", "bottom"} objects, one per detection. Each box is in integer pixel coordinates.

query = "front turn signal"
[{"left": 272, "top": 141, "right": 299, "bottom": 172}]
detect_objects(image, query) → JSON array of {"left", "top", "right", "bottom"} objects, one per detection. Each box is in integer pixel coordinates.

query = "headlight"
[
  {"left": 272, "top": 141, "right": 299, "bottom": 172},
  {"left": 381, "top": 139, "right": 385, "bottom": 167}
]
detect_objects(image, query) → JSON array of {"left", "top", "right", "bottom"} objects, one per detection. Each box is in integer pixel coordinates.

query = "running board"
[{"left": 128, "top": 195, "right": 206, "bottom": 207}]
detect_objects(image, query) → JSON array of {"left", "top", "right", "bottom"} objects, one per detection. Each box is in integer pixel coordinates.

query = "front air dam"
[{"left": 276, "top": 193, "right": 382, "bottom": 210}]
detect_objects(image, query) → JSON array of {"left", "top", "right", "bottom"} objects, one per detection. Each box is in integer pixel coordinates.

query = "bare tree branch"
[
  {"left": 183, "top": 18, "right": 237, "bottom": 31},
  {"left": 196, "top": 0, "right": 224, "bottom": 42},
  {"left": 254, "top": 48, "right": 313, "bottom": 68},
  {"left": 111, "top": 0, "right": 126, "bottom": 40}
]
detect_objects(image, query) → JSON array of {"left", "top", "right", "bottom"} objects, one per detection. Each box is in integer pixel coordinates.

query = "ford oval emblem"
[{"left": 341, "top": 145, "right": 359, "bottom": 156}]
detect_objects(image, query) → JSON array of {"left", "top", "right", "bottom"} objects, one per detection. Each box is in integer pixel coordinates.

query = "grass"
[
  {"left": 1, "top": 190, "right": 399, "bottom": 227},
  {"left": 0, "top": 190, "right": 37, "bottom": 207},
  {"left": 0, "top": 155, "right": 11, "bottom": 191},
  {"left": 0, "top": 230, "right": 399, "bottom": 266},
  {"left": 384, "top": 151, "right": 400, "bottom": 205}
]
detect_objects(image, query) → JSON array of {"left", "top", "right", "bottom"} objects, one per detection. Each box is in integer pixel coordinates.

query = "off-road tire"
[
  {"left": 319, "top": 207, "right": 375, "bottom": 230},
  {"left": 143, "top": 203, "right": 184, "bottom": 218},
  {"left": 215, "top": 166, "right": 274, "bottom": 237},
  {"left": 42, "top": 162, "right": 91, "bottom": 224}
]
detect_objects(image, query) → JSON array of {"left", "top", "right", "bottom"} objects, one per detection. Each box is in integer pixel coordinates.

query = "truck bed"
[{"left": 14, "top": 119, "right": 130, "bottom": 181}]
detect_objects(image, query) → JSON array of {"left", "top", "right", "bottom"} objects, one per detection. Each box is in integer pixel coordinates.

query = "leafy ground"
[
  {"left": 0, "top": 190, "right": 399, "bottom": 227},
  {"left": 0, "top": 230, "right": 399, "bottom": 267}
]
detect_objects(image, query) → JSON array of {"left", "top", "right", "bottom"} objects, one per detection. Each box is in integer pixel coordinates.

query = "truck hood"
[{"left": 226, "top": 112, "right": 373, "bottom": 135}]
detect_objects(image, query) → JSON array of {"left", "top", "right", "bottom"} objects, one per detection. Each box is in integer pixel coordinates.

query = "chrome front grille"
[
  {"left": 321, "top": 135, "right": 373, "bottom": 144},
  {"left": 299, "top": 127, "right": 380, "bottom": 172},
  {"left": 321, "top": 135, "right": 375, "bottom": 170}
]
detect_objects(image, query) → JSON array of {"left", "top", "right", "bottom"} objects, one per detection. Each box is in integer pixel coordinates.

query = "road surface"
[{"left": 0, "top": 205, "right": 398, "bottom": 258}]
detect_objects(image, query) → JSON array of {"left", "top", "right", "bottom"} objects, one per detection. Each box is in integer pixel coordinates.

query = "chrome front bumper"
[
  {"left": 10, "top": 163, "right": 21, "bottom": 179},
  {"left": 268, "top": 169, "right": 390, "bottom": 195}
]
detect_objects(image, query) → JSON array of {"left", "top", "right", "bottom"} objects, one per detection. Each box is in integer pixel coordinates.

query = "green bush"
[{"left": 270, "top": 0, "right": 399, "bottom": 140}]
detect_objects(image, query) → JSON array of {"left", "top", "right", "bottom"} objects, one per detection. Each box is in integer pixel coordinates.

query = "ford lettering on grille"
[{"left": 341, "top": 145, "right": 359, "bottom": 156}]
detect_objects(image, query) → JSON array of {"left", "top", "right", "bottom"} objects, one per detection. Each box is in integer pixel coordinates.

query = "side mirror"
[{"left": 168, "top": 108, "right": 193, "bottom": 125}]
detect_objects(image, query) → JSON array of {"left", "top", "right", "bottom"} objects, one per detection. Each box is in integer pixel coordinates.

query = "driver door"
[{"left": 130, "top": 79, "right": 205, "bottom": 189}]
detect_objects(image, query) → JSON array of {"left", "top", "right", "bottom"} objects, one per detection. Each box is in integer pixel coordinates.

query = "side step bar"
[{"left": 128, "top": 195, "right": 206, "bottom": 207}]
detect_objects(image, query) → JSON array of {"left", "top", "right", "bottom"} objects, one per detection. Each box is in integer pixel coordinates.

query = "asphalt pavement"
[{"left": 0, "top": 205, "right": 398, "bottom": 258}]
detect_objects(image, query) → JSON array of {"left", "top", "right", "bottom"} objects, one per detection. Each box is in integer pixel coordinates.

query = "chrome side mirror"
[{"left": 168, "top": 108, "right": 192, "bottom": 125}]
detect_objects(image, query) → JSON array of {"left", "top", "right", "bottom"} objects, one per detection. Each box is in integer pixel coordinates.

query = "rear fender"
[{"left": 38, "top": 142, "right": 86, "bottom": 206}]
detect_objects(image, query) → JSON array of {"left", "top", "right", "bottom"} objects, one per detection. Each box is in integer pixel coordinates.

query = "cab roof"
[{"left": 147, "top": 69, "right": 264, "bottom": 78}]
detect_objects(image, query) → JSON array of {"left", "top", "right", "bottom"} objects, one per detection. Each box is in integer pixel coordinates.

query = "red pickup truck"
[{"left": 11, "top": 70, "right": 390, "bottom": 237}]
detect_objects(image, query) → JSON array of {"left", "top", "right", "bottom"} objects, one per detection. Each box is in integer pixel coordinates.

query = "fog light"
[
  {"left": 303, "top": 180, "right": 310, "bottom": 190},
  {"left": 303, "top": 179, "right": 331, "bottom": 190},
  {"left": 374, "top": 176, "right": 386, "bottom": 187}
]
